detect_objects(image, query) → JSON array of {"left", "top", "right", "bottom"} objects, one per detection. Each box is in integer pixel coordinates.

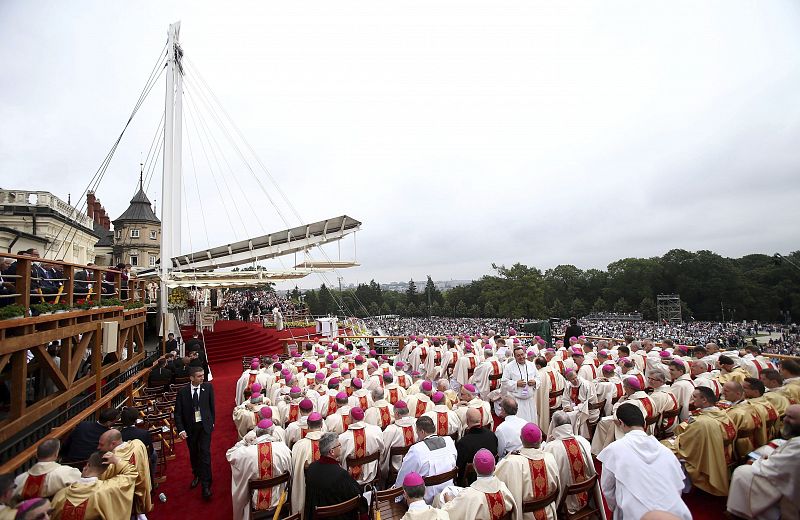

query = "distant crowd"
[
  {"left": 364, "top": 317, "right": 526, "bottom": 338},
  {"left": 220, "top": 290, "right": 303, "bottom": 322}
]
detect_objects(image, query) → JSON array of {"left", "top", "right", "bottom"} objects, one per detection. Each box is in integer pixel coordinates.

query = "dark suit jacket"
[
  {"left": 174, "top": 382, "right": 215, "bottom": 435},
  {"left": 148, "top": 367, "right": 173, "bottom": 386},
  {"left": 121, "top": 425, "right": 155, "bottom": 456},
  {"left": 564, "top": 324, "right": 584, "bottom": 342},
  {"left": 455, "top": 426, "right": 498, "bottom": 485},
  {"left": 63, "top": 421, "right": 109, "bottom": 461}
]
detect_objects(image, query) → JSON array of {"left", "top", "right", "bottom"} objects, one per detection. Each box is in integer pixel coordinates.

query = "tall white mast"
[{"left": 160, "top": 22, "right": 183, "bottom": 323}]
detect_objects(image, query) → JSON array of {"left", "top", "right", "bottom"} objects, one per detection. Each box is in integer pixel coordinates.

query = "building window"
[
  {"left": 149, "top": 256, "right": 157, "bottom": 267},
  {"left": 115, "top": 230, "right": 121, "bottom": 240},
  {"left": 129, "top": 255, "right": 138, "bottom": 266},
  {"left": 130, "top": 229, "right": 140, "bottom": 238},
  {"left": 149, "top": 230, "right": 157, "bottom": 240}
]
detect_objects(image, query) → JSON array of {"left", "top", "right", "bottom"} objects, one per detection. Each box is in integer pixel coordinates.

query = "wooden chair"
[
  {"left": 386, "top": 445, "right": 412, "bottom": 486},
  {"left": 557, "top": 474, "right": 601, "bottom": 520},
  {"left": 522, "top": 486, "right": 559, "bottom": 516},
  {"left": 460, "top": 462, "right": 477, "bottom": 487},
  {"left": 644, "top": 414, "right": 659, "bottom": 434},
  {"left": 423, "top": 467, "right": 458, "bottom": 487},
  {"left": 149, "top": 427, "right": 168, "bottom": 484},
  {"left": 248, "top": 472, "right": 292, "bottom": 519},
  {"left": 656, "top": 409, "right": 680, "bottom": 440},
  {"left": 312, "top": 494, "right": 363, "bottom": 520},
  {"left": 345, "top": 450, "right": 381, "bottom": 488},
  {"left": 373, "top": 486, "right": 408, "bottom": 520},
  {"left": 587, "top": 400, "right": 606, "bottom": 438}
]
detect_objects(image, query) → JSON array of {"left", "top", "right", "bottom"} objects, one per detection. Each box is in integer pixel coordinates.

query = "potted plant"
[
  {"left": 31, "top": 303, "right": 53, "bottom": 316},
  {"left": 0, "top": 304, "right": 26, "bottom": 320},
  {"left": 100, "top": 298, "right": 123, "bottom": 307},
  {"left": 124, "top": 300, "right": 145, "bottom": 310},
  {"left": 52, "top": 303, "right": 71, "bottom": 314},
  {"left": 74, "top": 299, "right": 94, "bottom": 310}
]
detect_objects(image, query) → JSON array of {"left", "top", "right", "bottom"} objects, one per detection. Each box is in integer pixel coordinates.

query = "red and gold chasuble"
[
  {"left": 490, "top": 361, "right": 501, "bottom": 390},
  {"left": 246, "top": 373, "right": 257, "bottom": 394},
  {"left": 662, "top": 393, "right": 680, "bottom": 430},
  {"left": 62, "top": 500, "right": 89, "bottom": 520},
  {"left": 311, "top": 440, "right": 321, "bottom": 462},
  {"left": 721, "top": 420, "right": 737, "bottom": 465},
  {"left": 287, "top": 404, "right": 300, "bottom": 425},
  {"left": 328, "top": 395, "right": 338, "bottom": 414},
  {"left": 348, "top": 429, "right": 367, "bottom": 480},
  {"left": 20, "top": 474, "right": 46, "bottom": 500},
  {"left": 570, "top": 385, "right": 580, "bottom": 405},
  {"left": 379, "top": 407, "right": 391, "bottom": 429},
  {"left": 346, "top": 386, "right": 354, "bottom": 397},
  {"left": 388, "top": 388, "right": 400, "bottom": 405},
  {"left": 398, "top": 375, "right": 407, "bottom": 387},
  {"left": 638, "top": 397, "right": 655, "bottom": 420},
  {"left": 341, "top": 415, "right": 351, "bottom": 431},
  {"left": 129, "top": 453, "right": 136, "bottom": 466},
  {"left": 527, "top": 458, "right": 551, "bottom": 520},
  {"left": 614, "top": 383, "right": 623, "bottom": 399},
  {"left": 436, "top": 412, "right": 449, "bottom": 436},
  {"left": 358, "top": 396, "right": 369, "bottom": 410},
  {"left": 301, "top": 427, "right": 308, "bottom": 439},
  {"left": 548, "top": 372, "right": 559, "bottom": 407},
  {"left": 561, "top": 438, "right": 589, "bottom": 508},
  {"left": 255, "top": 442, "right": 275, "bottom": 509},
  {"left": 468, "top": 356, "right": 477, "bottom": 370},
  {"left": 483, "top": 490, "right": 507, "bottom": 520},
  {"left": 402, "top": 426, "right": 415, "bottom": 446},
  {"left": 556, "top": 361, "right": 565, "bottom": 375},
  {"left": 415, "top": 400, "right": 427, "bottom": 418}
]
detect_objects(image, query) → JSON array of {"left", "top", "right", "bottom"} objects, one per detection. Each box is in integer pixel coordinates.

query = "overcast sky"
[{"left": 2, "top": 1, "right": 799, "bottom": 289}]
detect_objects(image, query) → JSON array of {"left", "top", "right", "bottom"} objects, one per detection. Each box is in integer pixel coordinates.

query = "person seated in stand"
[
  {"left": 62, "top": 408, "right": 120, "bottom": 463},
  {"left": 147, "top": 358, "right": 172, "bottom": 390}
]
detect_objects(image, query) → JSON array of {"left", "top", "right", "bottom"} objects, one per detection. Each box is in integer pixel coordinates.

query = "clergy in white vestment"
[
  {"left": 647, "top": 371, "right": 682, "bottom": 435},
  {"left": 452, "top": 348, "right": 480, "bottom": 386},
  {"left": 14, "top": 439, "right": 80, "bottom": 501},
  {"left": 453, "top": 384, "right": 493, "bottom": 430},
  {"left": 470, "top": 348, "right": 504, "bottom": 397},
  {"left": 406, "top": 381, "right": 435, "bottom": 419},
  {"left": 594, "top": 364, "right": 624, "bottom": 416},
  {"left": 317, "top": 378, "right": 343, "bottom": 418},
  {"left": 380, "top": 401, "right": 418, "bottom": 480},
  {"left": 348, "top": 378, "right": 374, "bottom": 411},
  {"left": 364, "top": 388, "right": 394, "bottom": 428},
  {"left": 395, "top": 416, "right": 458, "bottom": 504},
  {"left": 277, "top": 386, "right": 306, "bottom": 427},
  {"left": 727, "top": 404, "right": 800, "bottom": 520},
  {"left": 597, "top": 404, "right": 691, "bottom": 520},
  {"left": 535, "top": 356, "right": 566, "bottom": 434},
  {"left": 235, "top": 359, "right": 269, "bottom": 405},
  {"left": 386, "top": 373, "right": 410, "bottom": 404},
  {"left": 401, "top": 472, "right": 451, "bottom": 520},
  {"left": 289, "top": 413, "right": 325, "bottom": 520},
  {"left": 501, "top": 346, "right": 541, "bottom": 425},
  {"left": 324, "top": 392, "right": 353, "bottom": 434},
  {"left": 543, "top": 412, "right": 605, "bottom": 519},
  {"left": 558, "top": 369, "right": 598, "bottom": 439},
  {"left": 495, "top": 423, "right": 559, "bottom": 520},
  {"left": 423, "top": 340, "right": 446, "bottom": 380},
  {"left": 591, "top": 377, "right": 657, "bottom": 455},
  {"left": 668, "top": 360, "right": 696, "bottom": 422},
  {"left": 284, "top": 399, "right": 328, "bottom": 448},
  {"left": 338, "top": 407, "right": 385, "bottom": 486},
  {"left": 226, "top": 419, "right": 293, "bottom": 520},
  {"left": 441, "top": 449, "right": 516, "bottom": 520},
  {"left": 495, "top": 397, "right": 528, "bottom": 458},
  {"left": 423, "top": 392, "right": 462, "bottom": 437}
]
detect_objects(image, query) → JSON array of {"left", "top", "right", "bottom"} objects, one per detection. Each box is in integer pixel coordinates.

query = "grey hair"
[
  {"left": 648, "top": 370, "right": 666, "bottom": 383},
  {"left": 550, "top": 411, "right": 570, "bottom": 428},
  {"left": 319, "top": 432, "right": 339, "bottom": 455},
  {"left": 371, "top": 387, "right": 385, "bottom": 402}
]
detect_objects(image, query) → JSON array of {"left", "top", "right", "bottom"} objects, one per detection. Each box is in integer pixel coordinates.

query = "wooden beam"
[
  {"left": 10, "top": 351, "right": 27, "bottom": 419},
  {"left": 67, "top": 329, "right": 94, "bottom": 383},
  {"left": 31, "top": 345, "right": 68, "bottom": 392},
  {"left": 0, "top": 353, "right": 11, "bottom": 374},
  {"left": 0, "top": 320, "right": 114, "bottom": 354}
]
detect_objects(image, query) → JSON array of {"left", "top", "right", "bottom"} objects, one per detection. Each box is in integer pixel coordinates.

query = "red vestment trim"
[
  {"left": 21, "top": 473, "right": 46, "bottom": 500},
  {"left": 255, "top": 442, "right": 274, "bottom": 509},
  {"left": 348, "top": 429, "right": 367, "bottom": 480}
]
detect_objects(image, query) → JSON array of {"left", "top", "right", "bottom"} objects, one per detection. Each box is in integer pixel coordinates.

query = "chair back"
[
  {"left": 423, "top": 467, "right": 458, "bottom": 487},
  {"left": 557, "top": 474, "right": 600, "bottom": 520},
  {"left": 312, "top": 495, "right": 363, "bottom": 520},
  {"left": 345, "top": 450, "right": 380, "bottom": 487},
  {"left": 374, "top": 487, "right": 408, "bottom": 520},
  {"left": 522, "top": 486, "right": 559, "bottom": 513}
]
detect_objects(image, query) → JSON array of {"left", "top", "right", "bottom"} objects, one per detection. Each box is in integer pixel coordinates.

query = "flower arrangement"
[
  {"left": 100, "top": 298, "right": 123, "bottom": 307},
  {"left": 0, "top": 304, "right": 26, "bottom": 320}
]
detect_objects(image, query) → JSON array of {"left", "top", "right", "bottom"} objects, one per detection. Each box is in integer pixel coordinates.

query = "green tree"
[
  {"left": 406, "top": 302, "right": 419, "bottom": 317},
  {"left": 483, "top": 302, "right": 496, "bottom": 318},
  {"left": 468, "top": 304, "right": 480, "bottom": 318},
  {"left": 380, "top": 302, "right": 392, "bottom": 316},
  {"left": 571, "top": 297, "right": 588, "bottom": 318},
  {"left": 638, "top": 297, "right": 657, "bottom": 320},
  {"left": 550, "top": 298, "right": 566, "bottom": 318},
  {"left": 431, "top": 301, "right": 443, "bottom": 317},
  {"left": 455, "top": 300, "right": 468, "bottom": 317},
  {"left": 368, "top": 302, "right": 380, "bottom": 317},
  {"left": 406, "top": 279, "right": 418, "bottom": 305},
  {"left": 592, "top": 297, "right": 607, "bottom": 313},
  {"left": 394, "top": 301, "right": 407, "bottom": 316},
  {"left": 613, "top": 297, "right": 630, "bottom": 313}
]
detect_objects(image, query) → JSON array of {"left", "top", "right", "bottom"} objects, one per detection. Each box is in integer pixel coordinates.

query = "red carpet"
[
  {"left": 149, "top": 359, "right": 241, "bottom": 520},
  {"left": 181, "top": 321, "right": 318, "bottom": 363}
]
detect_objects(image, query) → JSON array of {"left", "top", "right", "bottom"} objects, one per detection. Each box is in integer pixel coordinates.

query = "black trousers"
[{"left": 187, "top": 422, "right": 212, "bottom": 485}]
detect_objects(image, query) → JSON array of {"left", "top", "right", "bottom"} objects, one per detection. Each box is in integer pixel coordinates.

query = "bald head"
[
  {"left": 723, "top": 381, "right": 744, "bottom": 402},
  {"left": 783, "top": 404, "right": 800, "bottom": 438},
  {"left": 466, "top": 408, "right": 482, "bottom": 428},
  {"left": 98, "top": 429, "right": 122, "bottom": 452},
  {"left": 437, "top": 379, "right": 449, "bottom": 391}
]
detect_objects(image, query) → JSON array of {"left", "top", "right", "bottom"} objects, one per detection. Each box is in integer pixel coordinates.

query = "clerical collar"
[{"left": 408, "top": 502, "right": 429, "bottom": 511}]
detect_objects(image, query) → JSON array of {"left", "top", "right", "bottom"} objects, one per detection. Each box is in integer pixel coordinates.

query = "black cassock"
[{"left": 305, "top": 457, "right": 364, "bottom": 520}]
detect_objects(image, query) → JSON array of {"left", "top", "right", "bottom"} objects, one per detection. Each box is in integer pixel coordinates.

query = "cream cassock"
[
  {"left": 558, "top": 376, "right": 597, "bottom": 438},
  {"left": 364, "top": 399, "right": 395, "bottom": 430},
  {"left": 440, "top": 476, "right": 516, "bottom": 520},
  {"left": 495, "top": 447, "right": 560, "bottom": 520},
  {"left": 235, "top": 370, "right": 269, "bottom": 405},
  {"left": 226, "top": 436, "right": 292, "bottom": 520},
  {"left": 423, "top": 404, "right": 462, "bottom": 437},
  {"left": 289, "top": 430, "right": 324, "bottom": 520},
  {"left": 338, "top": 421, "right": 385, "bottom": 486},
  {"left": 501, "top": 360, "right": 541, "bottom": 425},
  {"left": 380, "top": 417, "right": 417, "bottom": 481},
  {"left": 14, "top": 461, "right": 81, "bottom": 501}
]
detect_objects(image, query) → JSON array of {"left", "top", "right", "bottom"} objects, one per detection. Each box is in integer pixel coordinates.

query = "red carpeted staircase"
[{"left": 181, "top": 320, "right": 318, "bottom": 363}]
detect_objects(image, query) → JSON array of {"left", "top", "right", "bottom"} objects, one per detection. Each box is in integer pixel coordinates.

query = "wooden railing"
[
  {"left": 0, "top": 253, "right": 150, "bottom": 454},
  {"left": 0, "top": 353, "right": 157, "bottom": 474}
]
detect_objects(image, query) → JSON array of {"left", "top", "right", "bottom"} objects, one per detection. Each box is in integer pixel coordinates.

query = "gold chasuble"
[
  {"left": 101, "top": 439, "right": 152, "bottom": 514},
  {"left": 664, "top": 407, "right": 737, "bottom": 496},
  {"left": 51, "top": 459, "right": 137, "bottom": 520}
]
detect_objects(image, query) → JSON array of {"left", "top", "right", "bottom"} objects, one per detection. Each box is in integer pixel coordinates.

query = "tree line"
[{"left": 291, "top": 249, "right": 800, "bottom": 322}]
